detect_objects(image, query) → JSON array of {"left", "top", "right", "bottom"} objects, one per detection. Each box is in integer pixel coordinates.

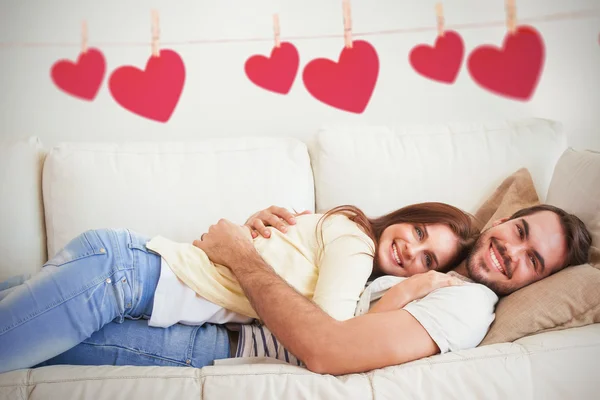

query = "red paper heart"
[
  {"left": 109, "top": 49, "right": 185, "bottom": 122},
  {"left": 409, "top": 31, "right": 464, "bottom": 84},
  {"left": 51, "top": 48, "right": 106, "bottom": 101},
  {"left": 245, "top": 42, "right": 299, "bottom": 94},
  {"left": 302, "top": 40, "right": 379, "bottom": 114},
  {"left": 467, "top": 26, "right": 545, "bottom": 100}
]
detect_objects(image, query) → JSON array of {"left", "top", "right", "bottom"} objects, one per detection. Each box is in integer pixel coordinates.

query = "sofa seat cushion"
[{"left": 2, "top": 324, "right": 599, "bottom": 399}]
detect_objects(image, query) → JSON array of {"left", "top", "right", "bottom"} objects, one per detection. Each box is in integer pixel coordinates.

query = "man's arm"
[
  {"left": 194, "top": 219, "right": 439, "bottom": 375},
  {"left": 228, "top": 248, "right": 439, "bottom": 374}
]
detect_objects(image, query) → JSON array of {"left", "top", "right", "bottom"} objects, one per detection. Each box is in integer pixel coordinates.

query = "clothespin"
[
  {"left": 273, "top": 13, "right": 281, "bottom": 48},
  {"left": 505, "top": 0, "right": 517, "bottom": 34},
  {"left": 81, "top": 20, "right": 88, "bottom": 53},
  {"left": 151, "top": 9, "right": 160, "bottom": 57},
  {"left": 342, "top": 0, "right": 352, "bottom": 49},
  {"left": 435, "top": 3, "right": 445, "bottom": 37}
]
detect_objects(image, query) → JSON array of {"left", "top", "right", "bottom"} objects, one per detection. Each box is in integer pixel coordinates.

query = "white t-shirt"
[
  {"left": 355, "top": 272, "right": 499, "bottom": 353},
  {"left": 149, "top": 257, "right": 252, "bottom": 328},
  {"left": 236, "top": 272, "right": 498, "bottom": 363}
]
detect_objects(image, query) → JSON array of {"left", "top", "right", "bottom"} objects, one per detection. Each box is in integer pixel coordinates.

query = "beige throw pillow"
[
  {"left": 546, "top": 148, "right": 600, "bottom": 266},
  {"left": 473, "top": 162, "right": 600, "bottom": 345},
  {"left": 471, "top": 168, "right": 539, "bottom": 232},
  {"left": 481, "top": 265, "right": 600, "bottom": 345}
]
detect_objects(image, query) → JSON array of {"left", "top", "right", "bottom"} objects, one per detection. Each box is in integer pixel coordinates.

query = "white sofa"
[{"left": 1, "top": 118, "right": 599, "bottom": 399}]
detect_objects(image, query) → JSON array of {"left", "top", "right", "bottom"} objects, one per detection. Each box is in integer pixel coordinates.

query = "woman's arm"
[{"left": 369, "top": 271, "right": 464, "bottom": 314}]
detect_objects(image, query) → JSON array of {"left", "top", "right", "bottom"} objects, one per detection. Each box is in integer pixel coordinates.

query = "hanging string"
[{"left": 0, "top": 8, "right": 597, "bottom": 49}]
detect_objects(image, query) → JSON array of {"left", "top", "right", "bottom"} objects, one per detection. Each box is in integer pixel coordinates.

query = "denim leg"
[
  {"left": 0, "top": 273, "right": 32, "bottom": 301},
  {"left": 0, "top": 273, "right": 32, "bottom": 291},
  {"left": 35, "top": 319, "right": 231, "bottom": 369},
  {"left": 0, "top": 228, "right": 161, "bottom": 374}
]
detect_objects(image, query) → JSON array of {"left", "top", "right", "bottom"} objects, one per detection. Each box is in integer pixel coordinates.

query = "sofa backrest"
[
  {"left": 309, "top": 118, "right": 567, "bottom": 216},
  {"left": 0, "top": 137, "right": 47, "bottom": 280},
  {"left": 0, "top": 118, "right": 568, "bottom": 279},
  {"left": 42, "top": 137, "right": 314, "bottom": 259}
]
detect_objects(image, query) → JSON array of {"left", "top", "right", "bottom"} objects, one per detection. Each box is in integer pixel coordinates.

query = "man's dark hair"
[{"left": 509, "top": 204, "right": 592, "bottom": 269}]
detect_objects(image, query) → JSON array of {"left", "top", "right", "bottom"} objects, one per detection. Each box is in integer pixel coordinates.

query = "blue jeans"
[{"left": 0, "top": 228, "right": 230, "bottom": 374}]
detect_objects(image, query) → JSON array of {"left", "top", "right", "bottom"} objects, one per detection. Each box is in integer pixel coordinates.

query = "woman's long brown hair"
[{"left": 316, "top": 202, "right": 480, "bottom": 278}]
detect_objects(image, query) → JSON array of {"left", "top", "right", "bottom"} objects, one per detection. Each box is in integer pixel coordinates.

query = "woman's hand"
[
  {"left": 245, "top": 206, "right": 312, "bottom": 239},
  {"left": 369, "top": 271, "right": 464, "bottom": 314}
]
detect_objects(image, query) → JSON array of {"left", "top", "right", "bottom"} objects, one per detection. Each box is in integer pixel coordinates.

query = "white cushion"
[
  {"left": 0, "top": 137, "right": 47, "bottom": 280},
  {"left": 42, "top": 137, "right": 314, "bottom": 258},
  {"left": 310, "top": 118, "right": 567, "bottom": 215}
]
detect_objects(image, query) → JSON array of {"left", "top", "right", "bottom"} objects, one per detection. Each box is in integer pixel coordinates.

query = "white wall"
[{"left": 1, "top": 0, "right": 599, "bottom": 149}]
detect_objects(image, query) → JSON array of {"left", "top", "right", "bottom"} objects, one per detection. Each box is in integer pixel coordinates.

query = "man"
[{"left": 193, "top": 204, "right": 591, "bottom": 375}]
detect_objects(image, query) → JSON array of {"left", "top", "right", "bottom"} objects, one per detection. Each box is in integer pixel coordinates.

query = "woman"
[{"left": 0, "top": 203, "right": 478, "bottom": 373}]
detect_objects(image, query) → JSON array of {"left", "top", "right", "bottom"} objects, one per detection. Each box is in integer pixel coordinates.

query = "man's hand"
[
  {"left": 192, "top": 219, "right": 255, "bottom": 267},
  {"left": 245, "top": 206, "right": 312, "bottom": 239}
]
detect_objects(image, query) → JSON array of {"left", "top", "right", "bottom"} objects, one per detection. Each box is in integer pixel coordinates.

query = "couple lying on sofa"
[{"left": 0, "top": 201, "right": 592, "bottom": 375}]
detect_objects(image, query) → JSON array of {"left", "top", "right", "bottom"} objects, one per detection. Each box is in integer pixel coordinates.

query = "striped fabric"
[{"left": 236, "top": 323, "right": 303, "bottom": 366}]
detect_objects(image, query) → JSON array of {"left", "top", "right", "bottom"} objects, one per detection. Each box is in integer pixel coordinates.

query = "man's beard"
[{"left": 465, "top": 233, "right": 516, "bottom": 296}]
